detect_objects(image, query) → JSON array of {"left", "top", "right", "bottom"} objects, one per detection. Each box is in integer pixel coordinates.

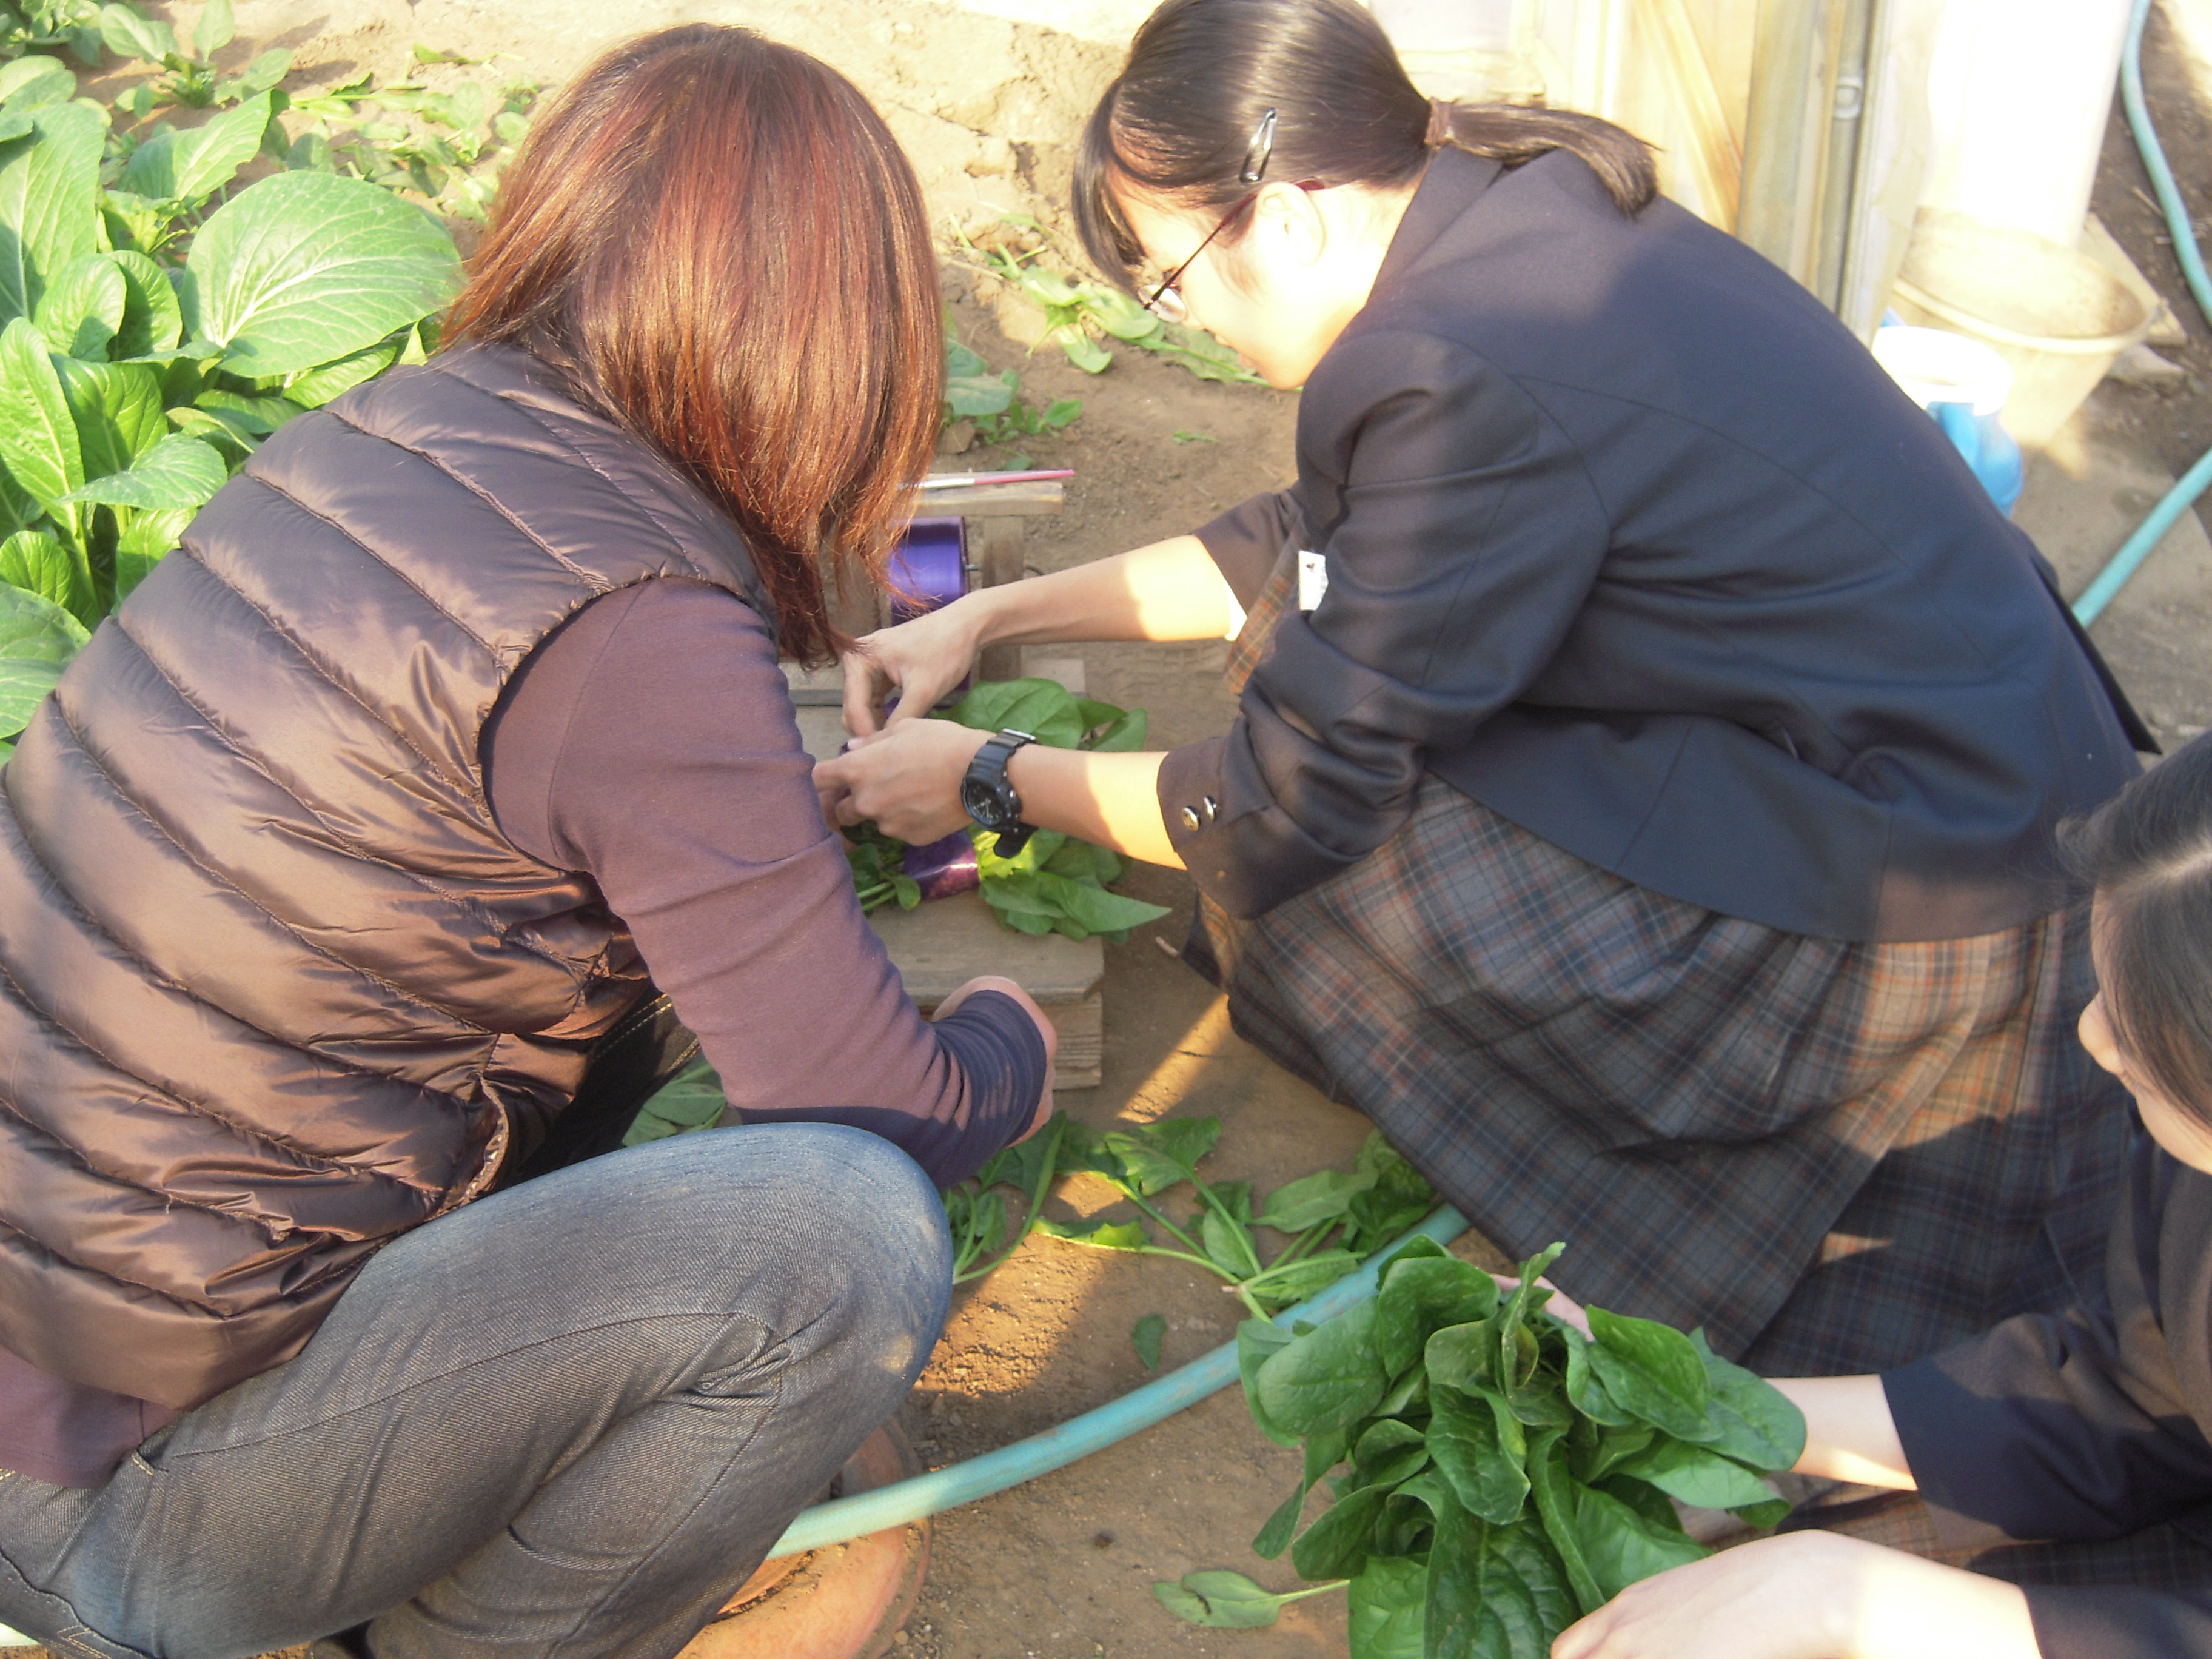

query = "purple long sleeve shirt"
[{"left": 2, "top": 576, "right": 1043, "bottom": 1487}]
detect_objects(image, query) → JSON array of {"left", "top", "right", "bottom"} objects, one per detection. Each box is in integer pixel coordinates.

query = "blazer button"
[
  {"left": 1202, "top": 795, "right": 1218, "bottom": 822},
  {"left": 1180, "top": 806, "right": 1201, "bottom": 830}
]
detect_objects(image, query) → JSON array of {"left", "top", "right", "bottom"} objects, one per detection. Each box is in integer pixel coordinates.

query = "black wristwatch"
[{"left": 962, "top": 728, "right": 1038, "bottom": 854}]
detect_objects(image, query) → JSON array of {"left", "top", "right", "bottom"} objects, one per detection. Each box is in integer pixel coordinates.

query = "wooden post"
[
  {"left": 917, "top": 477, "right": 1062, "bottom": 685},
  {"left": 973, "top": 518, "right": 1025, "bottom": 682}
]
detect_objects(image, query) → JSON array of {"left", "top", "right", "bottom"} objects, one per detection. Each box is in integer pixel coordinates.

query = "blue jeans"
[{"left": 0, "top": 1123, "right": 952, "bottom": 1658}]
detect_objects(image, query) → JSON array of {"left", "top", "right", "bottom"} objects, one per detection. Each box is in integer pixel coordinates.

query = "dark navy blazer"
[
  {"left": 1886, "top": 1130, "right": 2212, "bottom": 1658},
  {"left": 1158, "top": 146, "right": 2145, "bottom": 942}
]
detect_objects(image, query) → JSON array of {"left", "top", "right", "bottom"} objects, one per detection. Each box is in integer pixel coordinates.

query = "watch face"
[{"left": 962, "top": 775, "right": 1007, "bottom": 826}]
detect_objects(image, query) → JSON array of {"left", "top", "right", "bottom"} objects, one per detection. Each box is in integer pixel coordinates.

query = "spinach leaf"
[
  {"left": 1426, "top": 1384, "right": 1528, "bottom": 1526},
  {"left": 1353, "top": 1418, "right": 1432, "bottom": 1489},
  {"left": 1691, "top": 1327, "right": 1808, "bottom": 1469},
  {"left": 1151, "top": 1569, "right": 1341, "bottom": 1629},
  {"left": 1253, "top": 1421, "right": 1350, "bottom": 1558},
  {"left": 1584, "top": 1307, "right": 1716, "bottom": 1443},
  {"left": 1258, "top": 1301, "right": 1387, "bottom": 1436},
  {"left": 1259, "top": 1165, "right": 1375, "bottom": 1232},
  {"left": 1347, "top": 1555, "right": 1427, "bottom": 1659},
  {"left": 1377, "top": 1255, "right": 1498, "bottom": 1378},
  {"left": 1237, "top": 1318, "right": 1300, "bottom": 1448},
  {"left": 1425, "top": 1489, "right": 1576, "bottom": 1659},
  {"left": 1567, "top": 1478, "right": 1709, "bottom": 1600},
  {"left": 1131, "top": 1312, "right": 1165, "bottom": 1372},
  {"left": 1612, "top": 1436, "right": 1779, "bottom": 1512},
  {"left": 1524, "top": 1428, "right": 1606, "bottom": 1618},
  {"left": 1290, "top": 1479, "right": 1392, "bottom": 1581}
]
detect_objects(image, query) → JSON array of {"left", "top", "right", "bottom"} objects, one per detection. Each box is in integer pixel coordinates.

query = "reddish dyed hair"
[{"left": 444, "top": 26, "right": 942, "bottom": 663}]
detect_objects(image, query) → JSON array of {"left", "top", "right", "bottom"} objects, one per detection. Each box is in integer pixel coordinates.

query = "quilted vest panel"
[{"left": 0, "top": 346, "right": 771, "bottom": 1407}]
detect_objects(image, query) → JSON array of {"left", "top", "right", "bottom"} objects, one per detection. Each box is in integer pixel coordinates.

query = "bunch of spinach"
[
  {"left": 940, "top": 678, "right": 1167, "bottom": 943},
  {"left": 1159, "top": 1241, "right": 1806, "bottom": 1658},
  {"left": 1042, "top": 1118, "right": 1438, "bottom": 1320},
  {"left": 845, "top": 677, "right": 1172, "bottom": 942},
  {"left": 0, "top": 30, "right": 467, "bottom": 759},
  {"left": 843, "top": 820, "right": 922, "bottom": 915}
]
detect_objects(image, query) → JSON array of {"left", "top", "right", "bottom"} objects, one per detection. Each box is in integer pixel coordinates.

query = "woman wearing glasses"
[{"left": 816, "top": 0, "right": 2147, "bottom": 1385}]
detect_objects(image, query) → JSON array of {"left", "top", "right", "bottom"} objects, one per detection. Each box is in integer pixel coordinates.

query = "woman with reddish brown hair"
[{"left": 0, "top": 26, "right": 1051, "bottom": 1658}]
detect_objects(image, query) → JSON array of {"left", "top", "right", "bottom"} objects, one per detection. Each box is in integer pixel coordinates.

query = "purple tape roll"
[
  {"left": 888, "top": 517, "right": 967, "bottom": 624},
  {"left": 903, "top": 830, "right": 979, "bottom": 900}
]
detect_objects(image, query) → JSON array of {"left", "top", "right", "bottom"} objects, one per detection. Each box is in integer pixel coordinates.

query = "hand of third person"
[
  {"left": 812, "top": 717, "right": 988, "bottom": 846},
  {"left": 1550, "top": 1531, "right": 2040, "bottom": 1659}
]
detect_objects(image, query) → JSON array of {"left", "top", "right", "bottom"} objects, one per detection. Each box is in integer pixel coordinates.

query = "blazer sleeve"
[
  {"left": 2024, "top": 1587, "right": 2212, "bottom": 1659},
  {"left": 1882, "top": 1142, "right": 2212, "bottom": 1548},
  {"left": 1158, "top": 330, "right": 1613, "bottom": 918},
  {"left": 1195, "top": 488, "right": 1302, "bottom": 612}
]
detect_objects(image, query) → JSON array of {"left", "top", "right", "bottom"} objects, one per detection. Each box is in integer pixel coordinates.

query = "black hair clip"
[{"left": 1239, "top": 109, "right": 1278, "bottom": 185}]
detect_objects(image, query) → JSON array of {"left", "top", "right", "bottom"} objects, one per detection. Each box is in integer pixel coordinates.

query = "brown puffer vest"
[{"left": 0, "top": 345, "right": 771, "bottom": 1409}]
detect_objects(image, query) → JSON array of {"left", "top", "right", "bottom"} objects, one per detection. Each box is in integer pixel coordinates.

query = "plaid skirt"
[{"left": 1188, "top": 552, "right": 2132, "bottom": 1376}]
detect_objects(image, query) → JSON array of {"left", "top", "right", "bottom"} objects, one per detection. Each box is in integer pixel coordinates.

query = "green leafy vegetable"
[
  {"left": 957, "top": 215, "right": 1265, "bottom": 386},
  {"left": 1156, "top": 1241, "right": 1808, "bottom": 1657},
  {"left": 0, "top": 43, "right": 498, "bottom": 752},
  {"left": 1151, "top": 1570, "right": 1346, "bottom": 1629},
  {"left": 1133, "top": 1311, "right": 1165, "bottom": 1371},
  {"left": 1044, "top": 1119, "right": 1435, "bottom": 1320}
]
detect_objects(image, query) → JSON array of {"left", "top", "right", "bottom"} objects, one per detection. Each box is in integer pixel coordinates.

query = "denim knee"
[{"left": 715, "top": 1123, "right": 951, "bottom": 1392}]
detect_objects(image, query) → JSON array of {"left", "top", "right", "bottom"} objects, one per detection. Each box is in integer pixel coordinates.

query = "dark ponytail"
[
  {"left": 1074, "top": 0, "right": 1656, "bottom": 289},
  {"left": 2059, "top": 730, "right": 2212, "bottom": 1125}
]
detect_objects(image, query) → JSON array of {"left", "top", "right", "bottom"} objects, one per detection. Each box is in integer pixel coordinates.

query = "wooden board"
[{"left": 870, "top": 891, "right": 1106, "bottom": 1090}]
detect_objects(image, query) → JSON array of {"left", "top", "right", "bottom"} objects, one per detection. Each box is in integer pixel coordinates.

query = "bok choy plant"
[{"left": 0, "top": 7, "right": 545, "bottom": 759}]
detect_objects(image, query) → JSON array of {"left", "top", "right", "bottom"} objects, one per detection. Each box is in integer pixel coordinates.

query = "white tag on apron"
[{"left": 1297, "top": 549, "right": 1329, "bottom": 612}]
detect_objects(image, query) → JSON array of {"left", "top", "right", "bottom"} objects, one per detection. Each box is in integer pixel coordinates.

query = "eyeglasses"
[{"left": 1141, "top": 109, "right": 1321, "bottom": 324}]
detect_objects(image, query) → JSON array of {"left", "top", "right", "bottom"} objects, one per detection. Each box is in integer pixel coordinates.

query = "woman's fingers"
[
  {"left": 813, "top": 717, "right": 984, "bottom": 845},
  {"left": 839, "top": 643, "right": 893, "bottom": 737},
  {"left": 836, "top": 604, "right": 986, "bottom": 734}
]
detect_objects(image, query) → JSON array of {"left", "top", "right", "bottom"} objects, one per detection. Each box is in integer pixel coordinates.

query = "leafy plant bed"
[
  {"left": 0, "top": 4, "right": 551, "bottom": 757},
  {"left": 1156, "top": 1242, "right": 1806, "bottom": 1658}
]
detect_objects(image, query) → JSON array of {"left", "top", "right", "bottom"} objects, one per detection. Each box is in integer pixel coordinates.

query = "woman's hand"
[
  {"left": 840, "top": 599, "right": 988, "bottom": 736},
  {"left": 814, "top": 719, "right": 987, "bottom": 845},
  {"left": 933, "top": 974, "right": 1058, "bottom": 1141},
  {"left": 1550, "top": 1532, "right": 2039, "bottom": 1659}
]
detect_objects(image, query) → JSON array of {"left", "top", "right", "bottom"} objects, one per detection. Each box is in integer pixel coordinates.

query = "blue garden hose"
[
  {"left": 765, "top": 1204, "right": 1470, "bottom": 1558},
  {"left": 2073, "top": 0, "right": 2212, "bottom": 627}
]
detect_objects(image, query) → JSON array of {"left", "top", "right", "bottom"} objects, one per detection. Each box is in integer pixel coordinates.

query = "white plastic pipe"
[{"left": 1920, "top": 0, "right": 2133, "bottom": 247}]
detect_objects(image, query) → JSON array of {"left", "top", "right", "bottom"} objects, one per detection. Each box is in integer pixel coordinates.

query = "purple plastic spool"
[
  {"left": 888, "top": 517, "right": 967, "bottom": 624},
  {"left": 902, "top": 830, "right": 980, "bottom": 899}
]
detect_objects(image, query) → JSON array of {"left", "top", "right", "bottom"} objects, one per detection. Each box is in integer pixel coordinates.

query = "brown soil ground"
[{"left": 24, "top": 3, "right": 2212, "bottom": 1657}]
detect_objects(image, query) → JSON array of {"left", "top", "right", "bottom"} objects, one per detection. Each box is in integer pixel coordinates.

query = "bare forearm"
[
  {"left": 1006, "top": 743, "right": 1182, "bottom": 868},
  {"left": 966, "top": 535, "right": 1236, "bottom": 648},
  {"left": 1774, "top": 1375, "right": 1916, "bottom": 1489}
]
